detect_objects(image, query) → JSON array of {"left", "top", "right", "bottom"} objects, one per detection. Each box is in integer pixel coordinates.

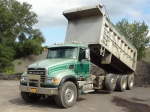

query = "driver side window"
[
  {"left": 79, "top": 48, "right": 85, "bottom": 61},
  {"left": 48, "top": 50, "right": 57, "bottom": 58}
]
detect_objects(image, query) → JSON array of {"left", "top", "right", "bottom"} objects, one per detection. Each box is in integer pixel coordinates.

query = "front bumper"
[
  {"left": 19, "top": 85, "right": 58, "bottom": 95},
  {"left": 19, "top": 74, "right": 58, "bottom": 95}
]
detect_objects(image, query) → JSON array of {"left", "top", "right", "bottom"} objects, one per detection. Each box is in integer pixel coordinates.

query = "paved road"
[{"left": 0, "top": 80, "right": 150, "bottom": 112}]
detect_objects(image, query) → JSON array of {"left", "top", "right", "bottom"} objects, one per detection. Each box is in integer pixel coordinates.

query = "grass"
[
  {"left": 3, "top": 70, "right": 14, "bottom": 75},
  {"left": 1, "top": 63, "right": 15, "bottom": 74}
]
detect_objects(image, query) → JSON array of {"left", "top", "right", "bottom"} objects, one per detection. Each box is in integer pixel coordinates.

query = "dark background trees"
[
  {"left": 115, "top": 19, "right": 150, "bottom": 60},
  {"left": 0, "top": 0, "right": 45, "bottom": 73}
]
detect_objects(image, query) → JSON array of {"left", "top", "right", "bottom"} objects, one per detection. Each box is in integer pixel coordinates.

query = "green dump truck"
[{"left": 19, "top": 4, "right": 137, "bottom": 108}]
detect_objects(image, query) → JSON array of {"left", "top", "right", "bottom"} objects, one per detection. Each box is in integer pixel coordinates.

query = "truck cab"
[{"left": 20, "top": 43, "right": 93, "bottom": 108}]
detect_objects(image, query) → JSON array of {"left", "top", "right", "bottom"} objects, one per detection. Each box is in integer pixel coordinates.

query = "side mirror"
[
  {"left": 85, "top": 49, "right": 90, "bottom": 60},
  {"left": 42, "top": 48, "right": 48, "bottom": 59}
]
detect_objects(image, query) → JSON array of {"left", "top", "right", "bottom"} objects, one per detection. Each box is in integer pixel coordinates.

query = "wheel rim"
[
  {"left": 122, "top": 78, "right": 126, "bottom": 89},
  {"left": 110, "top": 78, "right": 115, "bottom": 88},
  {"left": 65, "top": 88, "right": 74, "bottom": 103},
  {"left": 129, "top": 77, "right": 134, "bottom": 87}
]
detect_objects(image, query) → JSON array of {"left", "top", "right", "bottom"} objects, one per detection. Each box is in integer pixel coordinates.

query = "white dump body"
[{"left": 63, "top": 4, "right": 137, "bottom": 74}]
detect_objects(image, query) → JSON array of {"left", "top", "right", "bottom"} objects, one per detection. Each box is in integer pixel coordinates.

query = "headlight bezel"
[
  {"left": 46, "top": 77, "right": 60, "bottom": 84},
  {"left": 20, "top": 76, "right": 27, "bottom": 82}
]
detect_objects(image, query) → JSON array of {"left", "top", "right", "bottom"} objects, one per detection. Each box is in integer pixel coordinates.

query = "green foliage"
[
  {"left": 14, "top": 29, "right": 45, "bottom": 58},
  {"left": 17, "top": 61, "right": 22, "bottom": 65},
  {"left": 0, "top": 44, "right": 14, "bottom": 73},
  {"left": 0, "top": 0, "right": 38, "bottom": 45},
  {"left": 0, "top": 0, "right": 45, "bottom": 73},
  {"left": 116, "top": 19, "right": 150, "bottom": 60},
  {"left": 4, "top": 70, "right": 14, "bottom": 75}
]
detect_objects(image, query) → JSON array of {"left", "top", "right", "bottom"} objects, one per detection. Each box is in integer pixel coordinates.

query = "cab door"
[{"left": 75, "top": 48, "right": 90, "bottom": 80}]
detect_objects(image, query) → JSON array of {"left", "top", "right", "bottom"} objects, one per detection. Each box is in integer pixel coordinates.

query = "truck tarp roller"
[{"left": 64, "top": 4, "right": 137, "bottom": 74}]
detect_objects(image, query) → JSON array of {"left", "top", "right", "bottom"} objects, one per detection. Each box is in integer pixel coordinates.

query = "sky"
[{"left": 17, "top": 0, "right": 150, "bottom": 46}]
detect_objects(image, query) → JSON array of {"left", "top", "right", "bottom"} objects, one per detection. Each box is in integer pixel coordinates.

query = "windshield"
[{"left": 47, "top": 47, "right": 77, "bottom": 59}]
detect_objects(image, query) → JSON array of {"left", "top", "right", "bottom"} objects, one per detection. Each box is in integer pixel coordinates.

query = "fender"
[{"left": 59, "top": 75, "right": 78, "bottom": 86}]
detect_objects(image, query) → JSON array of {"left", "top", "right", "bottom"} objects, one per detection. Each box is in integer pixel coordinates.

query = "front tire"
[
  {"left": 21, "top": 91, "right": 41, "bottom": 103},
  {"left": 55, "top": 81, "right": 77, "bottom": 108}
]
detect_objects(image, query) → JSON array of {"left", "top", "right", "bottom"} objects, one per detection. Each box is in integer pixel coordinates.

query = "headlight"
[
  {"left": 20, "top": 76, "right": 27, "bottom": 81},
  {"left": 47, "top": 78, "right": 59, "bottom": 84}
]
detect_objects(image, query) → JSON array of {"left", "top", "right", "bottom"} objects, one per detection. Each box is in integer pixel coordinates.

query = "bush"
[
  {"left": 2, "top": 63, "right": 14, "bottom": 74},
  {"left": 0, "top": 44, "right": 14, "bottom": 73}
]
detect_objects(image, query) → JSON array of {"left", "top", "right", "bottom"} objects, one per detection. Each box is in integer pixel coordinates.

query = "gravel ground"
[{"left": 0, "top": 81, "right": 150, "bottom": 112}]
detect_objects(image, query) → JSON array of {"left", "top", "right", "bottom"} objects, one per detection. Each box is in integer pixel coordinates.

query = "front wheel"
[
  {"left": 21, "top": 91, "right": 41, "bottom": 103},
  {"left": 55, "top": 82, "right": 77, "bottom": 108}
]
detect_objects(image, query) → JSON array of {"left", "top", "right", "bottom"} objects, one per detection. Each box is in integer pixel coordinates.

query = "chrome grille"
[{"left": 28, "top": 68, "right": 45, "bottom": 82}]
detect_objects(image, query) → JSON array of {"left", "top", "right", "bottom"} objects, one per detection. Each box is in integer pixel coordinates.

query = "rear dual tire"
[
  {"left": 115, "top": 75, "right": 134, "bottom": 92},
  {"left": 116, "top": 76, "right": 127, "bottom": 92},
  {"left": 127, "top": 75, "right": 134, "bottom": 90}
]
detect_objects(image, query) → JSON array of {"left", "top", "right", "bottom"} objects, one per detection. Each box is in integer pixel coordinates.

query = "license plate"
[{"left": 30, "top": 88, "right": 37, "bottom": 93}]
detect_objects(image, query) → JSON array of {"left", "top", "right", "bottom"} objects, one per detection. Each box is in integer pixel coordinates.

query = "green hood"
[{"left": 28, "top": 59, "right": 75, "bottom": 70}]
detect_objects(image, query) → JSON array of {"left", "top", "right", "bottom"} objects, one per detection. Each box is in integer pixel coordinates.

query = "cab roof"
[{"left": 48, "top": 43, "right": 88, "bottom": 49}]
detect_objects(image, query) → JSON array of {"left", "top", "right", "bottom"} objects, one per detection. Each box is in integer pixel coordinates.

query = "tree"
[
  {"left": 0, "top": 44, "right": 14, "bottom": 73},
  {"left": 14, "top": 29, "right": 45, "bottom": 58},
  {"left": 115, "top": 19, "right": 150, "bottom": 60},
  {"left": 0, "top": 0, "right": 45, "bottom": 73}
]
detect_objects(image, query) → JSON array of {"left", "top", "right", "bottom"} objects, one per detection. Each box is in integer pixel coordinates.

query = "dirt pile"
[
  {"left": 135, "top": 60, "right": 150, "bottom": 87},
  {"left": 90, "top": 63, "right": 105, "bottom": 75},
  {"left": 13, "top": 54, "right": 45, "bottom": 73}
]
